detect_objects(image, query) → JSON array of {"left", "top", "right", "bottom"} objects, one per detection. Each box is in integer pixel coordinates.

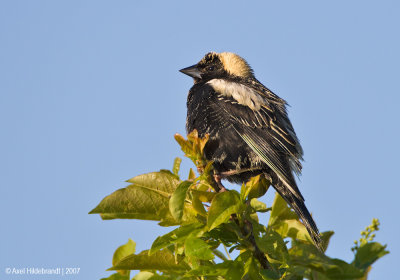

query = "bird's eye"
[{"left": 207, "top": 66, "right": 215, "bottom": 71}]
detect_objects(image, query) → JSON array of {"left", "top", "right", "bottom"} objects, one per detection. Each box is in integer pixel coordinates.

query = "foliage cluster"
[{"left": 90, "top": 132, "right": 388, "bottom": 280}]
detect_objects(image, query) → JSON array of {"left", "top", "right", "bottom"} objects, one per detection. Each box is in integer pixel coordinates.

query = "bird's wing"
[
  {"left": 207, "top": 80, "right": 303, "bottom": 200},
  {"left": 250, "top": 82, "right": 304, "bottom": 172},
  {"left": 235, "top": 124, "right": 303, "bottom": 201}
]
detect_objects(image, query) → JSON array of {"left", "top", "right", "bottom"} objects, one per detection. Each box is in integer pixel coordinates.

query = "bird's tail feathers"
[{"left": 273, "top": 180, "right": 323, "bottom": 252}]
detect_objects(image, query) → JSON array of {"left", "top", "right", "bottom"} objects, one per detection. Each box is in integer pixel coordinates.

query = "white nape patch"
[{"left": 207, "top": 79, "right": 266, "bottom": 111}]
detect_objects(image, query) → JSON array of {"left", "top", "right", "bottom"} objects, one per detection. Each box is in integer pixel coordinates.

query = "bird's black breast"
[
  {"left": 186, "top": 83, "right": 219, "bottom": 137},
  {"left": 186, "top": 82, "right": 264, "bottom": 183}
]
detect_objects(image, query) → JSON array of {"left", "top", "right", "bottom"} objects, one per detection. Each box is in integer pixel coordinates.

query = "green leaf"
[
  {"left": 185, "top": 261, "right": 243, "bottom": 279},
  {"left": 150, "top": 223, "right": 204, "bottom": 254},
  {"left": 159, "top": 204, "right": 198, "bottom": 226},
  {"left": 186, "top": 130, "right": 209, "bottom": 155},
  {"left": 169, "top": 181, "right": 193, "bottom": 222},
  {"left": 174, "top": 133, "right": 195, "bottom": 160},
  {"left": 206, "top": 223, "right": 239, "bottom": 246},
  {"left": 132, "top": 271, "right": 154, "bottom": 280},
  {"left": 191, "top": 189, "right": 216, "bottom": 203},
  {"left": 238, "top": 251, "right": 264, "bottom": 280},
  {"left": 191, "top": 193, "right": 207, "bottom": 216},
  {"left": 133, "top": 272, "right": 180, "bottom": 280},
  {"left": 224, "top": 265, "right": 245, "bottom": 280},
  {"left": 254, "top": 228, "right": 288, "bottom": 264},
  {"left": 184, "top": 236, "right": 214, "bottom": 260},
  {"left": 353, "top": 242, "right": 389, "bottom": 271},
  {"left": 174, "top": 131, "right": 209, "bottom": 165},
  {"left": 289, "top": 241, "right": 331, "bottom": 267},
  {"left": 289, "top": 241, "right": 364, "bottom": 279},
  {"left": 260, "top": 269, "right": 281, "bottom": 280},
  {"left": 101, "top": 272, "right": 130, "bottom": 280},
  {"left": 172, "top": 157, "right": 182, "bottom": 177},
  {"left": 308, "top": 270, "right": 331, "bottom": 280},
  {"left": 242, "top": 174, "right": 270, "bottom": 200},
  {"left": 126, "top": 170, "right": 179, "bottom": 188},
  {"left": 326, "top": 259, "right": 365, "bottom": 279},
  {"left": 268, "top": 192, "right": 298, "bottom": 227},
  {"left": 112, "top": 239, "right": 136, "bottom": 276},
  {"left": 320, "top": 231, "right": 335, "bottom": 252},
  {"left": 109, "top": 249, "right": 189, "bottom": 272},
  {"left": 147, "top": 275, "right": 183, "bottom": 280},
  {"left": 274, "top": 219, "right": 312, "bottom": 243},
  {"left": 250, "top": 198, "right": 270, "bottom": 213},
  {"left": 207, "top": 191, "right": 241, "bottom": 230},
  {"left": 266, "top": 193, "right": 315, "bottom": 243},
  {"left": 188, "top": 168, "right": 196, "bottom": 180},
  {"left": 89, "top": 171, "right": 179, "bottom": 221},
  {"left": 113, "top": 239, "right": 136, "bottom": 266}
]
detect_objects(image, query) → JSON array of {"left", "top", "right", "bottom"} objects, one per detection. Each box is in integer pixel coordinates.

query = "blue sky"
[{"left": 1, "top": 1, "right": 398, "bottom": 279}]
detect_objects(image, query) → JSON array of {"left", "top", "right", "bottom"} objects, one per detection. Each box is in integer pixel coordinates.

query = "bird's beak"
[{"left": 179, "top": 64, "right": 202, "bottom": 79}]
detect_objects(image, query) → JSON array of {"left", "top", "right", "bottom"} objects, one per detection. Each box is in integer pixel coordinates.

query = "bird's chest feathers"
[{"left": 186, "top": 85, "right": 218, "bottom": 136}]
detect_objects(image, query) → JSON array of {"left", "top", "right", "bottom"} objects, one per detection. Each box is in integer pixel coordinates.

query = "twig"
[
  {"left": 223, "top": 244, "right": 232, "bottom": 260},
  {"left": 231, "top": 213, "right": 271, "bottom": 270}
]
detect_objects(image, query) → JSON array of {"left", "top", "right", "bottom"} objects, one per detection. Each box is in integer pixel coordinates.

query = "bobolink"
[{"left": 180, "top": 52, "right": 322, "bottom": 249}]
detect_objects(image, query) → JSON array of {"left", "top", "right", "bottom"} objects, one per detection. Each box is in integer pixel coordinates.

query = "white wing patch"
[{"left": 207, "top": 79, "right": 266, "bottom": 111}]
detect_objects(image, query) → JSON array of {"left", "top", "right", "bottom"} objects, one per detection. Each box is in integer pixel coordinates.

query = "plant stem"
[{"left": 223, "top": 244, "right": 232, "bottom": 260}]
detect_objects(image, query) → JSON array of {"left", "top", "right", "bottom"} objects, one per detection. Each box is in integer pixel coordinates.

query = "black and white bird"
[{"left": 180, "top": 52, "right": 322, "bottom": 249}]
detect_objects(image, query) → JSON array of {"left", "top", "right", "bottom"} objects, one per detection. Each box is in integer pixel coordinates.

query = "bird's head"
[{"left": 180, "top": 52, "right": 254, "bottom": 83}]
